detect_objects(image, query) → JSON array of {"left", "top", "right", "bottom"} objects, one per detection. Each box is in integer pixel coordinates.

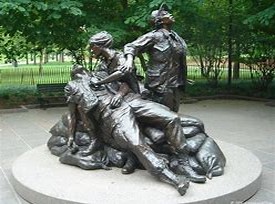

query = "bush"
[
  {"left": 185, "top": 80, "right": 275, "bottom": 99},
  {"left": 0, "top": 85, "right": 37, "bottom": 108}
]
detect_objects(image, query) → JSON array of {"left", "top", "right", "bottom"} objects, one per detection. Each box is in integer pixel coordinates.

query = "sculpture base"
[{"left": 11, "top": 141, "right": 262, "bottom": 204}]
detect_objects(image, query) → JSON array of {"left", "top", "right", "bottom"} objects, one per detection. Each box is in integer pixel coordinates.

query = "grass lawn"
[
  {"left": 0, "top": 62, "right": 72, "bottom": 85},
  {"left": 0, "top": 62, "right": 255, "bottom": 85},
  {"left": 0, "top": 62, "right": 274, "bottom": 109}
]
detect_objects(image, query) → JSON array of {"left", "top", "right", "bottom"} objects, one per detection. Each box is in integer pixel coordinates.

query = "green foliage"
[
  {"left": 0, "top": 0, "right": 86, "bottom": 51},
  {"left": 0, "top": 28, "right": 28, "bottom": 64},
  {"left": 245, "top": 4, "right": 275, "bottom": 26},
  {"left": 0, "top": 0, "right": 274, "bottom": 91},
  {"left": 186, "top": 80, "right": 275, "bottom": 99},
  {"left": 244, "top": 1, "right": 275, "bottom": 34},
  {"left": 186, "top": 0, "right": 228, "bottom": 86},
  {"left": 239, "top": 32, "right": 275, "bottom": 90},
  {"left": 0, "top": 85, "right": 38, "bottom": 108}
]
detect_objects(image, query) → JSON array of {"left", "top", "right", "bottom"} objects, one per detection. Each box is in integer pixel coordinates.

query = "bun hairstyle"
[{"left": 88, "top": 31, "right": 113, "bottom": 48}]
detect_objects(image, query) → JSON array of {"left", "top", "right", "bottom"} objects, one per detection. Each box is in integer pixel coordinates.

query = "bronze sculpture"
[
  {"left": 47, "top": 7, "right": 226, "bottom": 196},
  {"left": 47, "top": 64, "right": 226, "bottom": 196},
  {"left": 121, "top": 4, "right": 187, "bottom": 112},
  {"left": 88, "top": 31, "right": 206, "bottom": 183},
  {"left": 51, "top": 66, "right": 190, "bottom": 195}
]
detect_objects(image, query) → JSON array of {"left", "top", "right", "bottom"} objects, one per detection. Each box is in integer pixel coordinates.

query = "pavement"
[{"left": 0, "top": 99, "right": 274, "bottom": 204}]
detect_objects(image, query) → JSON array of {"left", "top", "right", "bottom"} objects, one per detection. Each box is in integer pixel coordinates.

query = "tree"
[
  {"left": 0, "top": 27, "right": 28, "bottom": 67},
  {"left": 0, "top": 0, "right": 86, "bottom": 68},
  {"left": 0, "top": 0, "right": 273, "bottom": 91},
  {"left": 239, "top": 0, "right": 275, "bottom": 90},
  {"left": 244, "top": 0, "right": 275, "bottom": 35},
  {"left": 0, "top": 0, "right": 136, "bottom": 68},
  {"left": 184, "top": 0, "right": 228, "bottom": 87}
]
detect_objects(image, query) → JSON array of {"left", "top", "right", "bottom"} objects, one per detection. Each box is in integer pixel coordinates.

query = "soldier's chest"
[{"left": 152, "top": 37, "right": 183, "bottom": 56}]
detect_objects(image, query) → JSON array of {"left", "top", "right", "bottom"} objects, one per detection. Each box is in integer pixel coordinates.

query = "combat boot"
[
  {"left": 170, "top": 155, "right": 206, "bottom": 183},
  {"left": 121, "top": 156, "right": 137, "bottom": 174},
  {"left": 159, "top": 168, "right": 190, "bottom": 196}
]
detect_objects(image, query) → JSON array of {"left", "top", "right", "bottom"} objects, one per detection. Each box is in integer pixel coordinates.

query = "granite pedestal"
[{"left": 11, "top": 141, "right": 262, "bottom": 204}]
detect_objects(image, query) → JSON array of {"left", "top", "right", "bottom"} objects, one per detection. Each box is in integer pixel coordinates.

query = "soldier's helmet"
[
  {"left": 150, "top": 3, "right": 172, "bottom": 25},
  {"left": 88, "top": 31, "right": 113, "bottom": 48}
]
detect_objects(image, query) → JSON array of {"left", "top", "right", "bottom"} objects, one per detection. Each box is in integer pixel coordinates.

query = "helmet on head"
[
  {"left": 88, "top": 31, "right": 113, "bottom": 48},
  {"left": 150, "top": 3, "right": 172, "bottom": 25}
]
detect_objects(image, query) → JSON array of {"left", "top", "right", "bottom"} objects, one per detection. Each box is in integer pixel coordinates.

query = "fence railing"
[
  {"left": 0, "top": 66, "right": 71, "bottom": 85},
  {"left": 186, "top": 64, "right": 253, "bottom": 80},
  {"left": 0, "top": 64, "right": 253, "bottom": 85}
]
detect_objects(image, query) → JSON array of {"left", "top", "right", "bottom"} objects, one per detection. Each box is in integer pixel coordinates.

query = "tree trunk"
[
  {"left": 59, "top": 52, "right": 64, "bottom": 62},
  {"left": 39, "top": 50, "right": 43, "bottom": 74},
  {"left": 233, "top": 62, "right": 240, "bottom": 79},
  {"left": 233, "top": 43, "right": 240, "bottom": 79},
  {"left": 121, "top": 0, "right": 128, "bottom": 10},
  {"left": 26, "top": 53, "right": 29, "bottom": 65},
  {"left": 56, "top": 53, "right": 59, "bottom": 61},
  {"left": 33, "top": 53, "right": 37, "bottom": 65},
  {"left": 227, "top": 0, "right": 233, "bottom": 86},
  {"left": 12, "top": 59, "right": 18, "bottom": 67},
  {"left": 44, "top": 49, "right": 48, "bottom": 64}
]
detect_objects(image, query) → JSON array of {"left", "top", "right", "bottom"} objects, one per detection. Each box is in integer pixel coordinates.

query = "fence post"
[
  {"left": 31, "top": 68, "right": 35, "bottom": 85},
  {"left": 20, "top": 72, "right": 24, "bottom": 84}
]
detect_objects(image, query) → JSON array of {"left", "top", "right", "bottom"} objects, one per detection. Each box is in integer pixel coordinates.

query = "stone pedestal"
[{"left": 11, "top": 141, "right": 262, "bottom": 204}]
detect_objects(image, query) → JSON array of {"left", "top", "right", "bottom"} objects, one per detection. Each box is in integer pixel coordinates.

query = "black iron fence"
[
  {"left": 0, "top": 66, "right": 71, "bottom": 85},
  {"left": 0, "top": 64, "right": 254, "bottom": 85},
  {"left": 186, "top": 64, "right": 252, "bottom": 80}
]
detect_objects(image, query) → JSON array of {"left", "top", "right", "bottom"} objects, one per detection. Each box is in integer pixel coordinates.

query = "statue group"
[{"left": 47, "top": 5, "right": 226, "bottom": 196}]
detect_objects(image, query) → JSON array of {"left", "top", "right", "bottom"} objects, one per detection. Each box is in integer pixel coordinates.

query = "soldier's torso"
[{"left": 146, "top": 29, "right": 186, "bottom": 92}]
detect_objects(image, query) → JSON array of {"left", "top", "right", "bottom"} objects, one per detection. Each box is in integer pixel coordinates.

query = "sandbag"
[
  {"left": 59, "top": 149, "right": 110, "bottom": 170},
  {"left": 196, "top": 137, "right": 226, "bottom": 178},
  {"left": 186, "top": 133, "right": 207, "bottom": 153}
]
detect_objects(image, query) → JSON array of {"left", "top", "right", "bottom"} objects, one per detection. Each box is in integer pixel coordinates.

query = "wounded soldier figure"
[{"left": 48, "top": 65, "right": 226, "bottom": 196}]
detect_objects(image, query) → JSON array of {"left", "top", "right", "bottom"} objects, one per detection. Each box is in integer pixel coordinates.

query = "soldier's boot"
[
  {"left": 121, "top": 156, "right": 137, "bottom": 174},
  {"left": 170, "top": 154, "right": 206, "bottom": 183},
  {"left": 159, "top": 168, "right": 190, "bottom": 196},
  {"left": 178, "top": 164, "right": 206, "bottom": 183}
]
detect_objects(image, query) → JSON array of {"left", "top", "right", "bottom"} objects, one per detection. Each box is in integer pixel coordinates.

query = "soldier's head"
[
  {"left": 150, "top": 4, "right": 174, "bottom": 28},
  {"left": 88, "top": 31, "right": 113, "bottom": 58},
  {"left": 70, "top": 64, "right": 90, "bottom": 80}
]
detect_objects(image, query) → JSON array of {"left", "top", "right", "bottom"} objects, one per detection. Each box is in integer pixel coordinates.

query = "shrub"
[{"left": 0, "top": 85, "right": 37, "bottom": 108}]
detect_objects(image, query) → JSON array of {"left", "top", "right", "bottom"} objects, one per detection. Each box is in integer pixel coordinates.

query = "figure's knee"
[
  {"left": 113, "top": 128, "right": 142, "bottom": 149},
  {"left": 167, "top": 116, "right": 182, "bottom": 128},
  {"left": 130, "top": 144, "right": 167, "bottom": 171}
]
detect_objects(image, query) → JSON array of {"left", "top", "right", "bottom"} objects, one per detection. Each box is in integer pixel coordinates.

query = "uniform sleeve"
[
  {"left": 64, "top": 82, "right": 78, "bottom": 104},
  {"left": 114, "top": 52, "right": 126, "bottom": 72},
  {"left": 95, "top": 61, "right": 108, "bottom": 72},
  {"left": 124, "top": 32, "right": 156, "bottom": 56}
]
